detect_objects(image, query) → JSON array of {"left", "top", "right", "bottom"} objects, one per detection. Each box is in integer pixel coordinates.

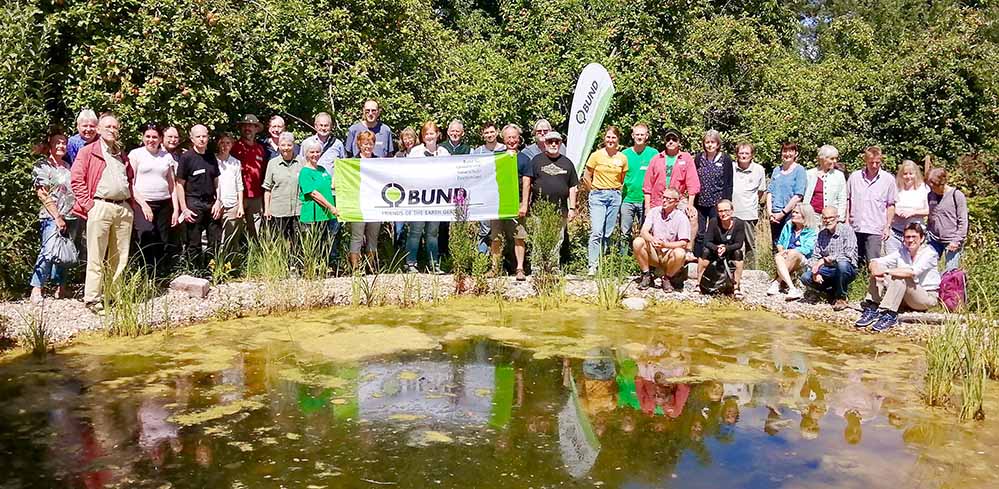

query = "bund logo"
[{"left": 381, "top": 183, "right": 405, "bottom": 207}]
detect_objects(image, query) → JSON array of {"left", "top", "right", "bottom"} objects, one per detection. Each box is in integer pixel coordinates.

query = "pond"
[{"left": 1, "top": 298, "right": 997, "bottom": 488}]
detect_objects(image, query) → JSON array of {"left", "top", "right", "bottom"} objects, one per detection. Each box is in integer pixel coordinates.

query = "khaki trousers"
[
  {"left": 84, "top": 200, "right": 134, "bottom": 303},
  {"left": 867, "top": 275, "right": 938, "bottom": 313}
]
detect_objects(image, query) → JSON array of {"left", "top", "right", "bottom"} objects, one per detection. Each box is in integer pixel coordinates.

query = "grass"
[
  {"left": 246, "top": 226, "right": 292, "bottom": 281},
  {"left": 595, "top": 251, "right": 631, "bottom": 310},
  {"left": 350, "top": 252, "right": 403, "bottom": 307},
  {"left": 17, "top": 308, "right": 50, "bottom": 358},
  {"left": 924, "top": 318, "right": 962, "bottom": 406},
  {"left": 103, "top": 264, "right": 158, "bottom": 337},
  {"left": 471, "top": 250, "right": 491, "bottom": 295},
  {"left": 297, "top": 223, "right": 334, "bottom": 280},
  {"left": 526, "top": 201, "right": 566, "bottom": 310},
  {"left": 401, "top": 271, "right": 421, "bottom": 308},
  {"left": 448, "top": 197, "right": 477, "bottom": 294}
]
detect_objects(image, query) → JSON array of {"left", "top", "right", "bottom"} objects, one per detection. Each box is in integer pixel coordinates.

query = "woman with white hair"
[
  {"left": 768, "top": 203, "right": 819, "bottom": 300},
  {"left": 263, "top": 131, "right": 305, "bottom": 241},
  {"left": 803, "top": 144, "right": 847, "bottom": 219},
  {"left": 298, "top": 136, "right": 338, "bottom": 227}
]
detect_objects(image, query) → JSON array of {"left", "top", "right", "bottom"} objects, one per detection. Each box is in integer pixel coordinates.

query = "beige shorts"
[{"left": 489, "top": 217, "right": 528, "bottom": 241}]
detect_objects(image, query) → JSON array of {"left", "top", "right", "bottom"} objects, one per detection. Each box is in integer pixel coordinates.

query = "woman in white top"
[
  {"left": 856, "top": 222, "right": 939, "bottom": 332},
  {"left": 803, "top": 145, "right": 847, "bottom": 220},
  {"left": 887, "top": 160, "right": 928, "bottom": 255},
  {"left": 215, "top": 132, "right": 245, "bottom": 245},
  {"left": 128, "top": 122, "right": 180, "bottom": 275},
  {"left": 405, "top": 121, "right": 450, "bottom": 273}
]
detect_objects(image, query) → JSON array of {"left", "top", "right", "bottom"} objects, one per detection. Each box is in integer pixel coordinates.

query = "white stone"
[
  {"left": 169, "top": 275, "right": 210, "bottom": 299},
  {"left": 622, "top": 297, "right": 647, "bottom": 311}
]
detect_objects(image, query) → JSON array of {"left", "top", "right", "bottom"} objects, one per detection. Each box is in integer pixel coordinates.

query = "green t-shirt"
[
  {"left": 621, "top": 146, "right": 658, "bottom": 203},
  {"left": 664, "top": 154, "right": 677, "bottom": 189},
  {"left": 298, "top": 166, "right": 337, "bottom": 223}
]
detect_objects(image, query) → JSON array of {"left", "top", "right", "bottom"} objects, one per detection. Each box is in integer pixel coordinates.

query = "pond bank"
[{"left": 0, "top": 270, "right": 952, "bottom": 346}]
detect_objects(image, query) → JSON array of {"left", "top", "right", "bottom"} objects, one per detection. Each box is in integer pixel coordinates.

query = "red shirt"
[
  {"left": 809, "top": 176, "right": 824, "bottom": 214},
  {"left": 232, "top": 139, "right": 267, "bottom": 198}
]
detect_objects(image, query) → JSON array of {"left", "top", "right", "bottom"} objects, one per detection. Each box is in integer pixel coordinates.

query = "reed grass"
[
  {"left": 103, "top": 264, "right": 158, "bottom": 337},
  {"left": 297, "top": 223, "right": 334, "bottom": 280},
  {"left": 246, "top": 226, "right": 291, "bottom": 281},
  {"left": 595, "top": 251, "right": 630, "bottom": 310},
  {"left": 923, "top": 319, "right": 962, "bottom": 406},
  {"left": 471, "top": 250, "right": 491, "bottom": 295},
  {"left": 448, "top": 197, "right": 477, "bottom": 294},
  {"left": 17, "top": 308, "right": 49, "bottom": 358},
  {"left": 526, "top": 201, "right": 566, "bottom": 309}
]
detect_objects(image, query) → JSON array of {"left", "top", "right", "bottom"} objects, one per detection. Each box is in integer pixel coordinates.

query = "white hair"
[
  {"left": 501, "top": 123, "right": 522, "bottom": 135},
  {"left": 76, "top": 109, "right": 98, "bottom": 124},
  {"left": 278, "top": 131, "right": 296, "bottom": 145},
  {"left": 301, "top": 137, "right": 322, "bottom": 155},
  {"left": 817, "top": 144, "right": 840, "bottom": 159},
  {"left": 448, "top": 119, "right": 464, "bottom": 131},
  {"left": 703, "top": 129, "right": 722, "bottom": 144}
]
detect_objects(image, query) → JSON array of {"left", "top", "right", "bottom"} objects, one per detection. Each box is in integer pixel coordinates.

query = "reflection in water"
[{"left": 0, "top": 301, "right": 996, "bottom": 488}]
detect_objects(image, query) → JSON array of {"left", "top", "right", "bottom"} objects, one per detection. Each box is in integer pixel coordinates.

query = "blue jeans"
[
  {"left": 801, "top": 259, "right": 857, "bottom": 300},
  {"left": 31, "top": 218, "right": 75, "bottom": 288},
  {"left": 619, "top": 201, "right": 644, "bottom": 254},
  {"left": 929, "top": 238, "right": 962, "bottom": 272},
  {"left": 588, "top": 189, "right": 622, "bottom": 269},
  {"left": 694, "top": 204, "right": 718, "bottom": 258},
  {"left": 407, "top": 221, "right": 440, "bottom": 267}
]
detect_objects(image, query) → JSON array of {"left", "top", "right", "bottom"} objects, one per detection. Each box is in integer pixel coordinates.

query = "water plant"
[
  {"left": 526, "top": 201, "right": 566, "bottom": 309},
  {"left": 297, "top": 223, "right": 335, "bottom": 280},
  {"left": 104, "top": 264, "right": 158, "bottom": 337},
  {"left": 246, "top": 226, "right": 292, "bottom": 282},
  {"left": 923, "top": 318, "right": 962, "bottom": 406},
  {"left": 471, "top": 250, "right": 491, "bottom": 295},
  {"left": 401, "top": 271, "right": 421, "bottom": 308},
  {"left": 350, "top": 252, "right": 402, "bottom": 307},
  {"left": 960, "top": 326, "right": 987, "bottom": 421},
  {"left": 448, "top": 192, "right": 476, "bottom": 294},
  {"left": 17, "top": 308, "right": 49, "bottom": 358},
  {"left": 595, "top": 250, "right": 631, "bottom": 310}
]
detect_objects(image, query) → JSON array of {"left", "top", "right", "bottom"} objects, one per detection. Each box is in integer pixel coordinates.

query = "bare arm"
[
  {"left": 36, "top": 188, "right": 66, "bottom": 231},
  {"left": 568, "top": 186, "right": 579, "bottom": 221},
  {"left": 519, "top": 176, "right": 531, "bottom": 217},
  {"left": 309, "top": 190, "right": 338, "bottom": 214}
]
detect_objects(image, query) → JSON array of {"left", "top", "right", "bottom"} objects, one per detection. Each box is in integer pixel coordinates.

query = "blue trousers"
[
  {"left": 588, "top": 189, "right": 622, "bottom": 269},
  {"left": 801, "top": 259, "right": 857, "bottom": 300}
]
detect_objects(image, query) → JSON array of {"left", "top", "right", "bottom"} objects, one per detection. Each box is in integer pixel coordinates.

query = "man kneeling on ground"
[
  {"left": 801, "top": 206, "right": 858, "bottom": 311},
  {"left": 634, "top": 188, "right": 690, "bottom": 291},
  {"left": 696, "top": 199, "right": 746, "bottom": 298}
]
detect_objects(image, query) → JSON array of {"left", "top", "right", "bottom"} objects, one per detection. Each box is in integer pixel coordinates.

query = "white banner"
[
  {"left": 334, "top": 153, "right": 520, "bottom": 222},
  {"left": 565, "top": 63, "right": 616, "bottom": 174}
]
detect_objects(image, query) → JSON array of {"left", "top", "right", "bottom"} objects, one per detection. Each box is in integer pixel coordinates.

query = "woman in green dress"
[{"left": 298, "top": 138, "right": 339, "bottom": 264}]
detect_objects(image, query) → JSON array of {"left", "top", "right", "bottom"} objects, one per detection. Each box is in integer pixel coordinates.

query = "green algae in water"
[{"left": 169, "top": 398, "right": 265, "bottom": 426}]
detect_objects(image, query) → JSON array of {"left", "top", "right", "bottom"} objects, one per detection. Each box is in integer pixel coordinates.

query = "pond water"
[{"left": 1, "top": 298, "right": 998, "bottom": 488}]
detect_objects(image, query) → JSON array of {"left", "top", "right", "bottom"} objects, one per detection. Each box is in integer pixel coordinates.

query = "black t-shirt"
[
  {"left": 531, "top": 153, "right": 579, "bottom": 216},
  {"left": 177, "top": 149, "right": 220, "bottom": 202}
]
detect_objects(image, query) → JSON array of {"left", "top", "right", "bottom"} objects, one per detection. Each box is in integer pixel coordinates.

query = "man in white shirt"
[{"left": 730, "top": 143, "right": 766, "bottom": 266}]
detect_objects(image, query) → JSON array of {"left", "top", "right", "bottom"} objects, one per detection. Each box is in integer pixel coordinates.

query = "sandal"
[
  {"left": 515, "top": 269, "right": 526, "bottom": 281},
  {"left": 733, "top": 284, "right": 744, "bottom": 300}
]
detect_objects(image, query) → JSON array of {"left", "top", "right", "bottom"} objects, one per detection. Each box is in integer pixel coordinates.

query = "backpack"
[
  {"left": 939, "top": 268, "right": 967, "bottom": 312},
  {"left": 698, "top": 258, "right": 735, "bottom": 295}
]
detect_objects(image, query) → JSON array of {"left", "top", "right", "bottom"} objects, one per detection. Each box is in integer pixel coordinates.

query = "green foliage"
[
  {"left": 526, "top": 201, "right": 566, "bottom": 309},
  {"left": 4, "top": 0, "right": 999, "bottom": 296},
  {"left": 297, "top": 224, "right": 334, "bottom": 281},
  {"left": 245, "top": 226, "right": 292, "bottom": 281},
  {"left": 595, "top": 251, "right": 631, "bottom": 310},
  {"left": 104, "top": 265, "right": 158, "bottom": 337},
  {"left": 447, "top": 200, "right": 477, "bottom": 294},
  {"left": 17, "top": 308, "right": 51, "bottom": 358}
]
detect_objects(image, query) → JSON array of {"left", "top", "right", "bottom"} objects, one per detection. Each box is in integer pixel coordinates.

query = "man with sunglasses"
[
  {"left": 800, "top": 206, "right": 858, "bottom": 311},
  {"left": 642, "top": 128, "right": 700, "bottom": 258},
  {"left": 522, "top": 119, "right": 565, "bottom": 162},
  {"left": 633, "top": 187, "right": 690, "bottom": 292},
  {"left": 345, "top": 99, "right": 395, "bottom": 157}
]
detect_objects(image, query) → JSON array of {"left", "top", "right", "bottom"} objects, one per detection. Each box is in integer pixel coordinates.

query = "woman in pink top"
[{"left": 128, "top": 122, "right": 180, "bottom": 276}]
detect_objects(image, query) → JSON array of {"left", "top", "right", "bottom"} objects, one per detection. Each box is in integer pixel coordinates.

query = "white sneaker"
[
  {"left": 785, "top": 287, "right": 803, "bottom": 301},
  {"left": 767, "top": 280, "right": 781, "bottom": 296}
]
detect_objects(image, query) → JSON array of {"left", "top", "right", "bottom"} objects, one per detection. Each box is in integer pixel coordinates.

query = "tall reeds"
[
  {"left": 103, "top": 264, "right": 158, "bottom": 337},
  {"left": 298, "top": 223, "right": 334, "bottom": 280},
  {"left": 17, "top": 308, "right": 49, "bottom": 358},
  {"left": 245, "top": 225, "right": 292, "bottom": 281},
  {"left": 595, "top": 251, "right": 631, "bottom": 310},
  {"left": 526, "top": 201, "right": 565, "bottom": 309}
]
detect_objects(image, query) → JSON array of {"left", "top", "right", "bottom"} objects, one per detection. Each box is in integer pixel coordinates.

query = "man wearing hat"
[
  {"left": 231, "top": 114, "right": 268, "bottom": 240},
  {"left": 530, "top": 130, "right": 580, "bottom": 253},
  {"left": 522, "top": 119, "right": 566, "bottom": 162},
  {"left": 643, "top": 127, "right": 700, "bottom": 258}
]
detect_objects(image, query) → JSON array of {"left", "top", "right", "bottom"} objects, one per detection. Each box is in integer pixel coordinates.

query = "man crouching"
[{"left": 634, "top": 188, "right": 690, "bottom": 291}]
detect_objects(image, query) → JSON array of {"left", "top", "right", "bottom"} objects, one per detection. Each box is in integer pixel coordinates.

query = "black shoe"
[
  {"left": 871, "top": 310, "right": 899, "bottom": 332},
  {"left": 638, "top": 272, "right": 652, "bottom": 290},
  {"left": 855, "top": 303, "right": 879, "bottom": 328}
]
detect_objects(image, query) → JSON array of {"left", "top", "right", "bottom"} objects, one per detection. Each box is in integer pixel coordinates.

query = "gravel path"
[{"left": 0, "top": 270, "right": 952, "bottom": 347}]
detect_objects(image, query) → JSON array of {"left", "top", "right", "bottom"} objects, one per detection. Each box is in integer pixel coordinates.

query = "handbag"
[{"left": 43, "top": 230, "right": 78, "bottom": 266}]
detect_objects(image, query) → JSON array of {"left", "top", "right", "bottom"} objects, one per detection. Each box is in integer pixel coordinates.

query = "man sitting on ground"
[
  {"left": 801, "top": 206, "right": 858, "bottom": 311},
  {"left": 696, "top": 199, "right": 746, "bottom": 298},
  {"left": 633, "top": 188, "right": 690, "bottom": 291}
]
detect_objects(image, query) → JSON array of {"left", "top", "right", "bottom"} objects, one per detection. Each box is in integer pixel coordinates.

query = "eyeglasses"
[
  {"left": 822, "top": 216, "right": 838, "bottom": 221},
  {"left": 545, "top": 140, "right": 560, "bottom": 145},
  {"left": 363, "top": 109, "right": 379, "bottom": 113},
  {"left": 665, "top": 136, "right": 679, "bottom": 143},
  {"left": 535, "top": 129, "right": 549, "bottom": 135},
  {"left": 663, "top": 197, "right": 679, "bottom": 202}
]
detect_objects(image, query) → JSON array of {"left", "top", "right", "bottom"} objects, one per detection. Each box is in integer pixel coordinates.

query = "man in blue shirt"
[
  {"left": 66, "top": 109, "right": 98, "bottom": 166},
  {"left": 345, "top": 100, "right": 395, "bottom": 157}
]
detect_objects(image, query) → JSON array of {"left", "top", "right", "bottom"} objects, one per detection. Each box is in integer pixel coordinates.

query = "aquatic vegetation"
[
  {"left": 595, "top": 251, "right": 631, "bottom": 310},
  {"left": 104, "top": 264, "right": 157, "bottom": 337},
  {"left": 294, "top": 324, "right": 439, "bottom": 361},
  {"left": 401, "top": 272, "right": 421, "bottom": 308},
  {"left": 471, "top": 249, "right": 491, "bottom": 295},
  {"left": 447, "top": 196, "right": 476, "bottom": 294},
  {"left": 527, "top": 201, "right": 566, "bottom": 309},
  {"left": 245, "top": 226, "right": 291, "bottom": 282},
  {"left": 169, "top": 397, "right": 265, "bottom": 426},
  {"left": 924, "top": 319, "right": 961, "bottom": 406},
  {"left": 16, "top": 308, "right": 49, "bottom": 358},
  {"left": 298, "top": 223, "right": 334, "bottom": 280},
  {"left": 960, "top": 327, "right": 987, "bottom": 421}
]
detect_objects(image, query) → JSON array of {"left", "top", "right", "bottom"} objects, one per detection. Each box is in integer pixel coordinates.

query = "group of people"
[{"left": 29, "top": 100, "right": 969, "bottom": 331}]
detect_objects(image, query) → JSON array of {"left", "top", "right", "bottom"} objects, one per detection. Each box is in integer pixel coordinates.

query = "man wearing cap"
[
  {"left": 522, "top": 119, "right": 566, "bottom": 162},
  {"left": 232, "top": 114, "right": 268, "bottom": 240},
  {"left": 531, "top": 130, "right": 580, "bottom": 253},
  {"left": 300, "top": 112, "right": 345, "bottom": 174},
  {"left": 345, "top": 99, "right": 395, "bottom": 157},
  {"left": 643, "top": 127, "right": 700, "bottom": 256}
]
